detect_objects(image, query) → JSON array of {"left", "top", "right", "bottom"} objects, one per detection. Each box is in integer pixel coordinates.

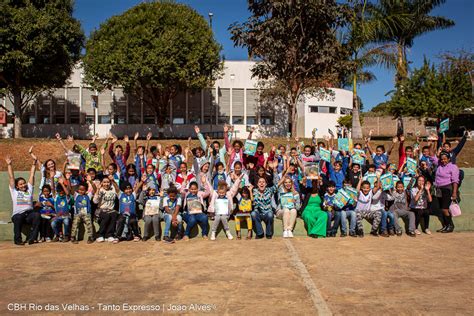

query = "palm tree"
[
  {"left": 342, "top": 0, "right": 399, "bottom": 139},
  {"left": 373, "top": 0, "right": 455, "bottom": 84}
]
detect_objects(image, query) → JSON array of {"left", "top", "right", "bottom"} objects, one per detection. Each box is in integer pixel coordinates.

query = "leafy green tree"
[
  {"left": 83, "top": 2, "right": 221, "bottom": 126},
  {"left": 229, "top": 0, "right": 347, "bottom": 136},
  {"left": 387, "top": 58, "right": 473, "bottom": 118},
  {"left": 0, "top": 0, "right": 84, "bottom": 138},
  {"left": 340, "top": 0, "right": 398, "bottom": 139},
  {"left": 373, "top": 0, "right": 454, "bottom": 83}
]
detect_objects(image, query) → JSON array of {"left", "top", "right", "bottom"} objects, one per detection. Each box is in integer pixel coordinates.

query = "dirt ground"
[
  {"left": 0, "top": 136, "right": 473, "bottom": 171},
  {"left": 0, "top": 233, "right": 473, "bottom": 315}
]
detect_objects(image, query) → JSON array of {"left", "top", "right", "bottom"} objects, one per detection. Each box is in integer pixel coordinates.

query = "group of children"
[{"left": 7, "top": 124, "right": 466, "bottom": 245}]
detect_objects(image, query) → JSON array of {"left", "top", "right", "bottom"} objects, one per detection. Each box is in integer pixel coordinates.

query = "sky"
[{"left": 73, "top": 0, "right": 474, "bottom": 111}]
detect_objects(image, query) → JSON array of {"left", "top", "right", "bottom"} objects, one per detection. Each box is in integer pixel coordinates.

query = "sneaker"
[
  {"left": 142, "top": 237, "right": 149, "bottom": 242},
  {"left": 380, "top": 231, "right": 389, "bottom": 237},
  {"left": 96, "top": 237, "right": 105, "bottom": 243},
  {"left": 183, "top": 236, "right": 190, "bottom": 241},
  {"left": 288, "top": 230, "right": 294, "bottom": 238},
  {"left": 396, "top": 230, "right": 403, "bottom": 236},
  {"left": 133, "top": 236, "right": 141, "bottom": 242},
  {"left": 53, "top": 236, "right": 60, "bottom": 242},
  {"left": 45, "top": 237, "right": 52, "bottom": 243},
  {"left": 71, "top": 238, "right": 79, "bottom": 244},
  {"left": 370, "top": 231, "right": 379, "bottom": 237},
  {"left": 62, "top": 236, "right": 70, "bottom": 243},
  {"left": 389, "top": 229, "right": 395, "bottom": 236},
  {"left": 107, "top": 237, "right": 115, "bottom": 243},
  {"left": 226, "top": 231, "right": 234, "bottom": 240},
  {"left": 407, "top": 231, "right": 416, "bottom": 237},
  {"left": 283, "top": 230, "right": 289, "bottom": 238},
  {"left": 202, "top": 235, "right": 209, "bottom": 240},
  {"left": 210, "top": 232, "right": 216, "bottom": 241},
  {"left": 424, "top": 229, "right": 432, "bottom": 235},
  {"left": 415, "top": 229, "right": 421, "bottom": 235},
  {"left": 113, "top": 238, "right": 119, "bottom": 244},
  {"left": 87, "top": 237, "right": 94, "bottom": 244},
  {"left": 340, "top": 232, "right": 347, "bottom": 237},
  {"left": 163, "top": 236, "right": 175, "bottom": 244},
  {"left": 349, "top": 232, "right": 357, "bottom": 237},
  {"left": 14, "top": 241, "right": 25, "bottom": 246}
]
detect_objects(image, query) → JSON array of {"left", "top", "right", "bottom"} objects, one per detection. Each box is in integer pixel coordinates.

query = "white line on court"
[{"left": 284, "top": 239, "right": 332, "bottom": 316}]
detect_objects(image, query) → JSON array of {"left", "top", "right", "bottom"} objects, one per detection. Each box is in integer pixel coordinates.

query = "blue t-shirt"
[
  {"left": 74, "top": 193, "right": 91, "bottom": 214},
  {"left": 371, "top": 153, "right": 389, "bottom": 169},
  {"left": 119, "top": 192, "right": 136, "bottom": 215},
  {"left": 39, "top": 194, "right": 55, "bottom": 215},
  {"left": 55, "top": 195, "right": 70, "bottom": 217}
]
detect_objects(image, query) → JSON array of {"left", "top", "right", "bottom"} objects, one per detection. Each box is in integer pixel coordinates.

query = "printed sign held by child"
[{"left": 244, "top": 140, "right": 258, "bottom": 156}]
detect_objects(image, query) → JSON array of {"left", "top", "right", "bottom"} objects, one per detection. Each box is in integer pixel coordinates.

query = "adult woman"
[
  {"left": 6, "top": 156, "right": 40, "bottom": 245},
  {"left": 301, "top": 179, "right": 327, "bottom": 238},
  {"left": 30, "top": 146, "right": 62, "bottom": 190},
  {"left": 410, "top": 176, "right": 433, "bottom": 234},
  {"left": 251, "top": 175, "right": 278, "bottom": 239},
  {"left": 275, "top": 175, "right": 301, "bottom": 238},
  {"left": 433, "top": 151, "right": 459, "bottom": 233}
]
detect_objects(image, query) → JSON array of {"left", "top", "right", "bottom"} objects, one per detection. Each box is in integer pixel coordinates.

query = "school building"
[{"left": 0, "top": 61, "right": 353, "bottom": 139}]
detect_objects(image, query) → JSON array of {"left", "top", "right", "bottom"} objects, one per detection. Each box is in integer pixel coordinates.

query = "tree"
[
  {"left": 229, "top": 0, "right": 347, "bottom": 136},
  {"left": 83, "top": 2, "right": 222, "bottom": 126},
  {"left": 373, "top": 0, "right": 454, "bottom": 84},
  {"left": 0, "top": 0, "right": 84, "bottom": 138},
  {"left": 386, "top": 58, "right": 473, "bottom": 118},
  {"left": 340, "top": 0, "right": 399, "bottom": 139}
]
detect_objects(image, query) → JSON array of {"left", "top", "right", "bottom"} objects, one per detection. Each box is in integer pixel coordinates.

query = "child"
[
  {"left": 73, "top": 136, "right": 105, "bottom": 174},
  {"left": 6, "top": 156, "right": 40, "bottom": 245},
  {"left": 339, "top": 179, "right": 358, "bottom": 237},
  {"left": 181, "top": 176, "right": 212, "bottom": 240},
  {"left": 212, "top": 162, "right": 227, "bottom": 190},
  {"left": 235, "top": 186, "right": 253, "bottom": 239},
  {"left": 162, "top": 186, "right": 183, "bottom": 243},
  {"left": 409, "top": 176, "right": 432, "bottom": 235},
  {"left": 354, "top": 175, "right": 382, "bottom": 237},
  {"left": 370, "top": 188, "right": 390, "bottom": 237},
  {"left": 276, "top": 176, "right": 301, "bottom": 238},
  {"left": 322, "top": 181, "right": 337, "bottom": 237},
  {"left": 208, "top": 174, "right": 243, "bottom": 240},
  {"left": 133, "top": 131, "right": 151, "bottom": 177},
  {"left": 387, "top": 181, "right": 416, "bottom": 237},
  {"left": 176, "top": 162, "right": 196, "bottom": 191},
  {"left": 327, "top": 155, "right": 349, "bottom": 190},
  {"left": 51, "top": 179, "right": 71, "bottom": 242},
  {"left": 70, "top": 176, "right": 96, "bottom": 244},
  {"left": 115, "top": 181, "right": 142, "bottom": 243},
  {"left": 366, "top": 137, "right": 396, "bottom": 170},
  {"left": 93, "top": 175, "right": 120, "bottom": 243},
  {"left": 108, "top": 134, "right": 130, "bottom": 176},
  {"left": 37, "top": 184, "right": 55, "bottom": 242},
  {"left": 138, "top": 184, "right": 162, "bottom": 241}
]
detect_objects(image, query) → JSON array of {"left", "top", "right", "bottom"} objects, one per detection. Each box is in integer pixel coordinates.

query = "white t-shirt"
[
  {"left": 10, "top": 183, "right": 34, "bottom": 216},
  {"left": 356, "top": 191, "right": 373, "bottom": 212}
]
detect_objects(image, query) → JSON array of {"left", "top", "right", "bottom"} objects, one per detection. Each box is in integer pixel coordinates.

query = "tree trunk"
[
  {"left": 12, "top": 88, "right": 23, "bottom": 138},
  {"left": 290, "top": 97, "right": 298, "bottom": 137},
  {"left": 351, "top": 75, "right": 363, "bottom": 139},
  {"left": 396, "top": 42, "right": 407, "bottom": 84}
]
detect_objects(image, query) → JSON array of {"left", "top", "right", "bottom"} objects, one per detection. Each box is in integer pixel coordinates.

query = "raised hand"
[
  {"left": 58, "top": 177, "right": 64, "bottom": 184},
  {"left": 223, "top": 124, "right": 229, "bottom": 133},
  {"left": 146, "top": 132, "right": 152, "bottom": 140},
  {"left": 92, "top": 134, "right": 98, "bottom": 143},
  {"left": 100, "top": 147, "right": 106, "bottom": 155},
  {"left": 86, "top": 174, "right": 92, "bottom": 182},
  {"left": 392, "top": 136, "right": 398, "bottom": 143},
  {"left": 134, "top": 132, "right": 140, "bottom": 141},
  {"left": 399, "top": 135, "right": 405, "bottom": 142},
  {"left": 111, "top": 133, "right": 118, "bottom": 143},
  {"left": 123, "top": 135, "right": 129, "bottom": 142},
  {"left": 425, "top": 182, "right": 431, "bottom": 191},
  {"left": 194, "top": 125, "right": 200, "bottom": 134},
  {"left": 55, "top": 133, "right": 62, "bottom": 140},
  {"left": 67, "top": 135, "right": 74, "bottom": 142},
  {"left": 141, "top": 174, "right": 147, "bottom": 182},
  {"left": 5, "top": 156, "right": 12, "bottom": 165}
]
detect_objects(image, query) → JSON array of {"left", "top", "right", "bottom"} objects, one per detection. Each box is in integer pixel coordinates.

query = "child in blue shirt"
[
  {"left": 70, "top": 177, "right": 96, "bottom": 244},
  {"left": 115, "top": 181, "right": 142, "bottom": 242},
  {"left": 51, "top": 178, "right": 72, "bottom": 242},
  {"left": 322, "top": 181, "right": 337, "bottom": 237},
  {"left": 37, "top": 184, "right": 55, "bottom": 242}
]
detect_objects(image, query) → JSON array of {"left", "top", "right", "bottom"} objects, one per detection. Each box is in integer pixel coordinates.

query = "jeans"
[
  {"left": 11, "top": 210, "right": 40, "bottom": 243},
  {"left": 379, "top": 210, "right": 395, "bottom": 233},
  {"left": 51, "top": 216, "right": 71, "bottom": 236},
  {"left": 393, "top": 208, "right": 416, "bottom": 233},
  {"left": 183, "top": 212, "right": 209, "bottom": 237},
  {"left": 161, "top": 212, "right": 182, "bottom": 237},
  {"left": 251, "top": 211, "right": 274, "bottom": 237},
  {"left": 337, "top": 210, "right": 356, "bottom": 234},
  {"left": 143, "top": 214, "right": 161, "bottom": 239},
  {"left": 331, "top": 211, "right": 342, "bottom": 234}
]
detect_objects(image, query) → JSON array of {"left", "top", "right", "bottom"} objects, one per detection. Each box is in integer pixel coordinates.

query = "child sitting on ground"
[{"left": 208, "top": 173, "right": 244, "bottom": 240}]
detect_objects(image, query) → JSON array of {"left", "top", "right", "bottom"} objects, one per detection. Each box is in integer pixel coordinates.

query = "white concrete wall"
[{"left": 301, "top": 88, "right": 352, "bottom": 138}]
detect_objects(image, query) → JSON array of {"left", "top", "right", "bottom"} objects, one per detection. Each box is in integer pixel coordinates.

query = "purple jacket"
[{"left": 432, "top": 156, "right": 459, "bottom": 187}]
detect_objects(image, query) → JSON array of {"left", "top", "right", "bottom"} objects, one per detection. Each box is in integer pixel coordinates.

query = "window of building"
[
  {"left": 188, "top": 90, "right": 201, "bottom": 124},
  {"left": 85, "top": 115, "right": 95, "bottom": 125},
  {"left": 52, "top": 89, "right": 66, "bottom": 124},
  {"left": 172, "top": 91, "right": 186, "bottom": 125},
  {"left": 259, "top": 98, "right": 275, "bottom": 126},
  {"left": 232, "top": 88, "right": 244, "bottom": 125},
  {"left": 113, "top": 88, "right": 127, "bottom": 124},
  {"left": 66, "top": 87, "right": 80, "bottom": 124},
  {"left": 98, "top": 90, "right": 112, "bottom": 123},
  {"left": 37, "top": 95, "right": 51, "bottom": 124},
  {"left": 99, "top": 115, "right": 111, "bottom": 124},
  {"left": 218, "top": 88, "right": 230, "bottom": 124},
  {"left": 340, "top": 107, "right": 352, "bottom": 115},
  {"left": 309, "top": 105, "right": 337, "bottom": 113},
  {"left": 246, "top": 89, "right": 258, "bottom": 126},
  {"left": 82, "top": 89, "right": 97, "bottom": 122},
  {"left": 128, "top": 94, "right": 142, "bottom": 124},
  {"left": 203, "top": 89, "right": 216, "bottom": 124}
]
